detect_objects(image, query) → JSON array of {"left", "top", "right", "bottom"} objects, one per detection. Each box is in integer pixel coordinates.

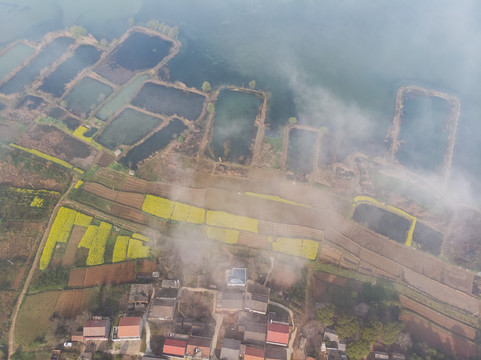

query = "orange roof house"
[
  {"left": 244, "top": 346, "right": 265, "bottom": 360},
  {"left": 163, "top": 338, "right": 187, "bottom": 358},
  {"left": 83, "top": 319, "right": 111, "bottom": 340},
  {"left": 186, "top": 336, "right": 212, "bottom": 358},
  {"left": 118, "top": 317, "right": 142, "bottom": 339},
  {"left": 266, "top": 323, "right": 289, "bottom": 346}
]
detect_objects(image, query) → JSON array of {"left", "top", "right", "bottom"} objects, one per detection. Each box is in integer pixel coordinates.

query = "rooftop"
[
  {"left": 245, "top": 346, "right": 265, "bottom": 360},
  {"left": 227, "top": 268, "right": 247, "bottom": 286},
  {"left": 118, "top": 317, "right": 142, "bottom": 338},
  {"left": 163, "top": 338, "right": 187, "bottom": 357}
]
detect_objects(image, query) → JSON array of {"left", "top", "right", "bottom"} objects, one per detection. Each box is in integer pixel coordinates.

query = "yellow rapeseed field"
[
  {"left": 272, "top": 237, "right": 319, "bottom": 260},
  {"left": 74, "top": 212, "right": 93, "bottom": 227},
  {"left": 39, "top": 207, "right": 77, "bottom": 270},
  {"left": 10, "top": 144, "right": 83, "bottom": 173},
  {"left": 30, "top": 196, "right": 44, "bottom": 207},
  {"left": 127, "top": 238, "right": 150, "bottom": 259},
  {"left": 132, "top": 233, "right": 150, "bottom": 242},
  {"left": 171, "top": 202, "right": 205, "bottom": 224},
  {"left": 206, "top": 211, "right": 258, "bottom": 233},
  {"left": 112, "top": 236, "right": 129, "bottom": 263},
  {"left": 85, "top": 222, "right": 112, "bottom": 266},
  {"left": 74, "top": 180, "right": 84, "bottom": 189},
  {"left": 142, "top": 195, "right": 175, "bottom": 219},
  {"left": 205, "top": 226, "right": 239, "bottom": 244}
]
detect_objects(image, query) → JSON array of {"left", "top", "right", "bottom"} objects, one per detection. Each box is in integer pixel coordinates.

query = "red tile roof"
[
  {"left": 118, "top": 317, "right": 142, "bottom": 338},
  {"left": 245, "top": 346, "right": 265, "bottom": 360},
  {"left": 267, "top": 323, "right": 289, "bottom": 345},
  {"left": 83, "top": 319, "right": 109, "bottom": 338},
  {"left": 164, "top": 338, "right": 187, "bottom": 357}
]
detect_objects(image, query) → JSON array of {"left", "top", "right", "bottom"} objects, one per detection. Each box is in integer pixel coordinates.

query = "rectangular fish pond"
[
  {"left": 95, "top": 74, "right": 150, "bottom": 121},
  {"left": 120, "top": 118, "right": 187, "bottom": 170},
  {"left": 0, "top": 43, "right": 35, "bottom": 81},
  {"left": 96, "top": 107, "right": 163, "bottom": 150},
  {"left": 287, "top": 128, "right": 318, "bottom": 176},
  {"left": 352, "top": 203, "right": 412, "bottom": 244},
  {"left": 396, "top": 96, "right": 453, "bottom": 173},
  {"left": 131, "top": 81, "right": 205, "bottom": 121},
  {"left": 64, "top": 76, "right": 113, "bottom": 118},
  {"left": 0, "top": 37, "right": 74, "bottom": 94},
  {"left": 95, "top": 31, "right": 172, "bottom": 85},
  {"left": 39, "top": 44, "right": 102, "bottom": 97},
  {"left": 209, "top": 89, "right": 262, "bottom": 165}
]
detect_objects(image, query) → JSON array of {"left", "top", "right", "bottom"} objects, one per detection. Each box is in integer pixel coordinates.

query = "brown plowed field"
[
  {"left": 318, "top": 243, "right": 342, "bottom": 264},
  {"left": 110, "top": 203, "right": 146, "bottom": 223},
  {"left": 324, "top": 226, "right": 362, "bottom": 256},
  {"left": 68, "top": 268, "right": 86, "bottom": 287},
  {"left": 83, "top": 262, "right": 136, "bottom": 287},
  {"left": 401, "top": 311, "right": 479, "bottom": 359},
  {"left": 56, "top": 289, "right": 95, "bottom": 318},
  {"left": 238, "top": 232, "right": 268, "bottom": 248},
  {"left": 399, "top": 295, "right": 477, "bottom": 340},
  {"left": 62, "top": 226, "right": 86, "bottom": 266},
  {"left": 83, "top": 182, "right": 144, "bottom": 209}
]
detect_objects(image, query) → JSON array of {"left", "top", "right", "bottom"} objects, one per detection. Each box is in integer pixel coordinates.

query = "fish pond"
[
  {"left": 39, "top": 44, "right": 102, "bottom": 97},
  {"left": 0, "top": 43, "right": 34, "bottom": 81},
  {"left": 396, "top": 96, "right": 452, "bottom": 173},
  {"left": 16, "top": 95, "right": 46, "bottom": 110},
  {"left": 412, "top": 222, "right": 443, "bottom": 256},
  {"left": 64, "top": 76, "right": 113, "bottom": 118},
  {"left": 96, "top": 108, "right": 163, "bottom": 150},
  {"left": 120, "top": 118, "right": 187, "bottom": 170},
  {"left": 0, "top": 37, "right": 74, "bottom": 94},
  {"left": 96, "top": 74, "right": 150, "bottom": 121},
  {"left": 352, "top": 203, "right": 412, "bottom": 244},
  {"left": 209, "top": 90, "right": 262, "bottom": 165},
  {"left": 287, "top": 128, "right": 318, "bottom": 176},
  {"left": 95, "top": 31, "right": 172, "bottom": 85},
  {"left": 132, "top": 82, "right": 205, "bottom": 120}
]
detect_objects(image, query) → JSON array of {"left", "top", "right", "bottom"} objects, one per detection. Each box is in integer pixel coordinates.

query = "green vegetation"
[
  {"left": 202, "top": 81, "right": 211, "bottom": 93},
  {"left": 0, "top": 186, "right": 59, "bottom": 222},
  {"left": 146, "top": 19, "right": 179, "bottom": 39},
  {"left": 69, "top": 25, "right": 87, "bottom": 39},
  {"left": 288, "top": 116, "right": 297, "bottom": 124},
  {"left": 317, "top": 304, "right": 335, "bottom": 327},
  {"left": 249, "top": 80, "right": 256, "bottom": 89},
  {"left": 207, "top": 102, "right": 215, "bottom": 114},
  {"left": 30, "top": 267, "right": 68, "bottom": 292}
]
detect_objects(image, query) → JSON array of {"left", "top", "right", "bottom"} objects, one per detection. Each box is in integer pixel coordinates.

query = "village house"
[
  {"left": 323, "top": 329, "right": 346, "bottom": 353},
  {"left": 163, "top": 338, "right": 187, "bottom": 358},
  {"left": 117, "top": 316, "right": 142, "bottom": 339},
  {"left": 149, "top": 284, "right": 179, "bottom": 321},
  {"left": 391, "top": 353, "right": 406, "bottom": 360},
  {"left": 185, "top": 336, "right": 212, "bottom": 359},
  {"left": 372, "top": 352, "right": 389, "bottom": 360},
  {"left": 244, "top": 280, "right": 269, "bottom": 314},
  {"left": 265, "top": 345, "right": 287, "bottom": 360},
  {"left": 128, "top": 284, "right": 153, "bottom": 311},
  {"left": 216, "top": 290, "right": 244, "bottom": 312},
  {"left": 220, "top": 338, "right": 241, "bottom": 360},
  {"left": 243, "top": 345, "right": 265, "bottom": 360},
  {"left": 243, "top": 322, "right": 267, "bottom": 345},
  {"left": 162, "top": 279, "right": 181, "bottom": 288},
  {"left": 266, "top": 322, "right": 289, "bottom": 347},
  {"left": 83, "top": 318, "right": 111, "bottom": 340}
]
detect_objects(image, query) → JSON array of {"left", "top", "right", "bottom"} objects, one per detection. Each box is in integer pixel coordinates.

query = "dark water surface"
[
  {"left": 352, "top": 204, "right": 412, "bottom": 244},
  {"left": 0, "top": 37, "right": 74, "bottom": 94},
  {"left": 121, "top": 118, "right": 187, "bottom": 170},
  {"left": 40, "top": 44, "right": 101, "bottom": 97},
  {"left": 287, "top": 128, "right": 317, "bottom": 175}
]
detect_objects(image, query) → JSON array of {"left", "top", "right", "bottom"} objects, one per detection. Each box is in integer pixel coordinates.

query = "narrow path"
[{"left": 7, "top": 177, "right": 78, "bottom": 359}]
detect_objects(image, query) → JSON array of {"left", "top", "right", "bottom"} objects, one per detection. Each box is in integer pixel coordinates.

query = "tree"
[
  {"left": 207, "top": 102, "right": 215, "bottom": 114},
  {"left": 69, "top": 25, "right": 87, "bottom": 39},
  {"left": 346, "top": 339, "right": 372, "bottom": 360},
  {"left": 202, "top": 81, "right": 211, "bottom": 93},
  {"left": 382, "top": 321, "right": 404, "bottom": 345},
  {"left": 335, "top": 315, "right": 360, "bottom": 339},
  {"left": 396, "top": 331, "right": 412, "bottom": 352},
  {"left": 249, "top": 80, "right": 256, "bottom": 89},
  {"left": 288, "top": 117, "right": 297, "bottom": 124},
  {"left": 317, "top": 304, "right": 335, "bottom": 327},
  {"left": 128, "top": 17, "right": 135, "bottom": 27}
]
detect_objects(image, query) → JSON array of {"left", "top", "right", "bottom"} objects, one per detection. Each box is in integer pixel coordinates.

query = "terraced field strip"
[
  {"left": 352, "top": 195, "right": 417, "bottom": 246},
  {"left": 399, "top": 294, "right": 477, "bottom": 340},
  {"left": 10, "top": 144, "right": 84, "bottom": 173},
  {"left": 83, "top": 182, "right": 144, "bottom": 209}
]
